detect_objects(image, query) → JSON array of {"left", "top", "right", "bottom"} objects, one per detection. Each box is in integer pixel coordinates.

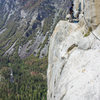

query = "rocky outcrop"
[
  {"left": 74, "top": 0, "right": 100, "bottom": 26},
  {"left": 47, "top": 0, "right": 100, "bottom": 100}
]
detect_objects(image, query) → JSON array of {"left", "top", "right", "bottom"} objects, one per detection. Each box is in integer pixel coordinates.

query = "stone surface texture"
[{"left": 47, "top": 0, "right": 100, "bottom": 100}]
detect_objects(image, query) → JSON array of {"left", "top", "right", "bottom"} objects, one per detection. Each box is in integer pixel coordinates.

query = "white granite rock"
[
  {"left": 47, "top": 20, "right": 100, "bottom": 100},
  {"left": 47, "top": 0, "right": 100, "bottom": 100}
]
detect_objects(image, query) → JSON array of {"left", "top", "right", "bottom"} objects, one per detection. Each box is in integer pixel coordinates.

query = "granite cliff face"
[
  {"left": 47, "top": 0, "right": 100, "bottom": 100},
  {"left": 74, "top": 0, "right": 100, "bottom": 26}
]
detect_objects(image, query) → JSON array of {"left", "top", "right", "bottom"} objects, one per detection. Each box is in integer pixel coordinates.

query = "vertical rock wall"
[{"left": 47, "top": 0, "right": 100, "bottom": 100}]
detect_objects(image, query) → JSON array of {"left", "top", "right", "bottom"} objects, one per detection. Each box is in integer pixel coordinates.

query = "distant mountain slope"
[{"left": 0, "top": 0, "right": 72, "bottom": 59}]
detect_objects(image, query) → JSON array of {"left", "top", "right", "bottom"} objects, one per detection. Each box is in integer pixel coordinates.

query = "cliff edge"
[{"left": 47, "top": 0, "right": 100, "bottom": 100}]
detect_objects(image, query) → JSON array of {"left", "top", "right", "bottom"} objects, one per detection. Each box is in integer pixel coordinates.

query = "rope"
[{"left": 83, "top": 16, "right": 100, "bottom": 41}]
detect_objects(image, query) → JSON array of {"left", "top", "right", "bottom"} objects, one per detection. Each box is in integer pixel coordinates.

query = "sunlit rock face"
[
  {"left": 48, "top": 20, "right": 100, "bottom": 100},
  {"left": 74, "top": 0, "right": 100, "bottom": 26},
  {"left": 47, "top": 0, "right": 100, "bottom": 100},
  {"left": 82, "top": 0, "right": 100, "bottom": 26}
]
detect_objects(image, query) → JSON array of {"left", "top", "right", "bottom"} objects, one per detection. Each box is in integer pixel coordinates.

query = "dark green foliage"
[
  {"left": 42, "top": 15, "right": 54, "bottom": 35},
  {"left": 0, "top": 55, "right": 47, "bottom": 100},
  {"left": 0, "top": 12, "right": 9, "bottom": 29},
  {"left": 84, "top": 27, "right": 92, "bottom": 37}
]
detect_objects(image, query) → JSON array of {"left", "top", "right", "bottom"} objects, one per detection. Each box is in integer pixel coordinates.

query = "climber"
[
  {"left": 70, "top": 4, "right": 74, "bottom": 16},
  {"left": 66, "top": 0, "right": 74, "bottom": 22},
  {"left": 69, "top": 2, "right": 74, "bottom": 22}
]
